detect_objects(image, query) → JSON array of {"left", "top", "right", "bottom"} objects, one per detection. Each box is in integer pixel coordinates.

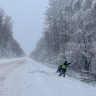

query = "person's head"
[{"left": 65, "top": 61, "right": 67, "bottom": 64}]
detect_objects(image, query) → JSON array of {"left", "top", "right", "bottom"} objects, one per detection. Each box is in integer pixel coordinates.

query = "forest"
[
  {"left": 0, "top": 8, "right": 25, "bottom": 59},
  {"left": 30, "top": 0, "right": 96, "bottom": 81}
]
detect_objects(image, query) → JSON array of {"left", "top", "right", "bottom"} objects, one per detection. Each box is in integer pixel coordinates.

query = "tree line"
[
  {"left": 30, "top": 0, "right": 96, "bottom": 80},
  {"left": 0, "top": 8, "right": 25, "bottom": 59}
]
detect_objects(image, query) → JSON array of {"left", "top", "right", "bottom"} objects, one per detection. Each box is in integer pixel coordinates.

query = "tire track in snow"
[{"left": 0, "top": 58, "right": 27, "bottom": 96}]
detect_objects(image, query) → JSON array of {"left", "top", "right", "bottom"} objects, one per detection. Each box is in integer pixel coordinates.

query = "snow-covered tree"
[
  {"left": 30, "top": 0, "right": 96, "bottom": 80},
  {"left": 0, "top": 8, "right": 25, "bottom": 59}
]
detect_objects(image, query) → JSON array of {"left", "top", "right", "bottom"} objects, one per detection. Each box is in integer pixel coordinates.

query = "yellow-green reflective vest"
[
  {"left": 58, "top": 66, "right": 60, "bottom": 69},
  {"left": 62, "top": 64, "right": 67, "bottom": 69}
]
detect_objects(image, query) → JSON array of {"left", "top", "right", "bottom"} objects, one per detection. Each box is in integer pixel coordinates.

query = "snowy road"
[{"left": 0, "top": 58, "right": 96, "bottom": 96}]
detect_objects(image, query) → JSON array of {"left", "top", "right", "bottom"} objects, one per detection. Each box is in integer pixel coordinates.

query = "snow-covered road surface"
[{"left": 0, "top": 58, "right": 96, "bottom": 96}]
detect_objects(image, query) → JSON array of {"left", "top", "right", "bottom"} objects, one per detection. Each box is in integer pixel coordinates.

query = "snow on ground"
[
  {"left": 0, "top": 58, "right": 27, "bottom": 96},
  {"left": 0, "top": 58, "right": 96, "bottom": 96}
]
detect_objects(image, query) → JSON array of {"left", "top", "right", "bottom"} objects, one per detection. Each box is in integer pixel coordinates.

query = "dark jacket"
[{"left": 57, "top": 65, "right": 62, "bottom": 73}]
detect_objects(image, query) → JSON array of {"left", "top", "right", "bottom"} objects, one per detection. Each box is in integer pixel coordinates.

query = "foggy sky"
[{"left": 0, "top": 0, "right": 49, "bottom": 55}]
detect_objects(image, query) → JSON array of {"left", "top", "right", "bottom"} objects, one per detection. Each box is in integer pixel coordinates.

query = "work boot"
[{"left": 59, "top": 73, "right": 62, "bottom": 76}]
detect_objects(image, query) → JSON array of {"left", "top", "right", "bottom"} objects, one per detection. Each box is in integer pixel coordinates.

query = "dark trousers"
[
  {"left": 57, "top": 68, "right": 62, "bottom": 73},
  {"left": 62, "top": 71, "right": 65, "bottom": 77},
  {"left": 59, "top": 69, "right": 66, "bottom": 77}
]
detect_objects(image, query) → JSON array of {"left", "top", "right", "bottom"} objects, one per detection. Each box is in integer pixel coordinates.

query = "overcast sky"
[{"left": 0, "top": 0, "right": 49, "bottom": 55}]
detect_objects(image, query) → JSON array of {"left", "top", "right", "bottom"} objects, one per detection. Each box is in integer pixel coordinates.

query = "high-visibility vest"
[
  {"left": 58, "top": 66, "right": 60, "bottom": 69},
  {"left": 58, "top": 65, "right": 62, "bottom": 69},
  {"left": 62, "top": 64, "right": 67, "bottom": 69}
]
